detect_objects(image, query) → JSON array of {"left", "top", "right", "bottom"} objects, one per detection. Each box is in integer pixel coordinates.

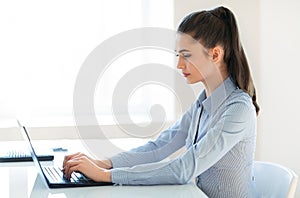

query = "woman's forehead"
[{"left": 175, "top": 33, "right": 204, "bottom": 51}]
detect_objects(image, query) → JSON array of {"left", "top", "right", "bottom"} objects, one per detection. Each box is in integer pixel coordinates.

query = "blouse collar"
[{"left": 197, "top": 77, "right": 238, "bottom": 115}]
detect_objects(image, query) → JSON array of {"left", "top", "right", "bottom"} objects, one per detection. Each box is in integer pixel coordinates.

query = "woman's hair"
[{"left": 177, "top": 6, "right": 260, "bottom": 115}]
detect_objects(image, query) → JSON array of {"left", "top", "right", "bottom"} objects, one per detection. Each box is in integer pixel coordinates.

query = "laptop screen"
[{"left": 18, "top": 120, "right": 49, "bottom": 186}]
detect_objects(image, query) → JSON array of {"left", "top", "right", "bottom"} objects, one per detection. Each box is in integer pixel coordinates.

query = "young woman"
[{"left": 63, "top": 6, "right": 259, "bottom": 197}]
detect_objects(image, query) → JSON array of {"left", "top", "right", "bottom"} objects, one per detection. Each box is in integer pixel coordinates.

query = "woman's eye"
[
  {"left": 175, "top": 53, "right": 191, "bottom": 58},
  {"left": 182, "top": 54, "right": 191, "bottom": 58}
]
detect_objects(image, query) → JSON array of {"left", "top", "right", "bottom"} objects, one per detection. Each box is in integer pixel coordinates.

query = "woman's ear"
[{"left": 210, "top": 46, "right": 224, "bottom": 64}]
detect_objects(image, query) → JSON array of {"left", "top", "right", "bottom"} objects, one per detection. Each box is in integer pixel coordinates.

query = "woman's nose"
[{"left": 176, "top": 56, "right": 185, "bottom": 69}]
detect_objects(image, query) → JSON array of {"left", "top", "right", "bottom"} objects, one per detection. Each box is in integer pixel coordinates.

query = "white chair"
[{"left": 253, "top": 161, "right": 298, "bottom": 198}]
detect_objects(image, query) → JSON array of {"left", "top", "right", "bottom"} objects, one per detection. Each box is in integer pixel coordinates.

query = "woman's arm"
[
  {"left": 63, "top": 101, "right": 195, "bottom": 179},
  {"left": 109, "top": 103, "right": 195, "bottom": 168},
  {"left": 108, "top": 101, "right": 256, "bottom": 185}
]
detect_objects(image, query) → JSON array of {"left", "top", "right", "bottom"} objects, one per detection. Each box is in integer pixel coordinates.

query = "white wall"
[
  {"left": 259, "top": 0, "right": 300, "bottom": 196},
  {"left": 175, "top": 0, "right": 300, "bottom": 196}
]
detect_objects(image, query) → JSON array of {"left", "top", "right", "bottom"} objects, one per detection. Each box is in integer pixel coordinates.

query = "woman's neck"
[{"left": 203, "top": 70, "right": 229, "bottom": 97}]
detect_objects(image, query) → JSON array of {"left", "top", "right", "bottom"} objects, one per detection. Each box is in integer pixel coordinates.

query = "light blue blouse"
[{"left": 110, "top": 77, "right": 258, "bottom": 197}]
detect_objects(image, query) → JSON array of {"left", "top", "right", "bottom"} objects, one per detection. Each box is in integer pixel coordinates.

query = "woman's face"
[{"left": 175, "top": 33, "right": 217, "bottom": 84}]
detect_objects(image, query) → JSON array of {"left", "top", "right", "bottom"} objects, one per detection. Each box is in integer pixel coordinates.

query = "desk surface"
[{"left": 0, "top": 140, "right": 208, "bottom": 198}]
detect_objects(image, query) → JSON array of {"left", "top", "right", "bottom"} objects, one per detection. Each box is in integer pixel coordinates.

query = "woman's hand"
[
  {"left": 63, "top": 153, "right": 111, "bottom": 182},
  {"left": 63, "top": 152, "right": 112, "bottom": 169}
]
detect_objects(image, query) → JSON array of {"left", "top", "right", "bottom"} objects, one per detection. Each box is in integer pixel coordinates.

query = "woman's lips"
[{"left": 183, "top": 72, "right": 191, "bottom": 77}]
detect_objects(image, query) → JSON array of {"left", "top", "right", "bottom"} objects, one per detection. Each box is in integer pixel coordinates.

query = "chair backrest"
[{"left": 253, "top": 161, "right": 298, "bottom": 198}]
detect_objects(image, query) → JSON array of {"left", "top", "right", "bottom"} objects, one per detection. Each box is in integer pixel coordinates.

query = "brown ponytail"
[{"left": 177, "top": 6, "right": 260, "bottom": 115}]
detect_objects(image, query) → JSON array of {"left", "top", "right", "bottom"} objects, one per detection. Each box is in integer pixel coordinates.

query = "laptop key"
[
  {"left": 43, "top": 167, "right": 62, "bottom": 183},
  {"left": 53, "top": 167, "right": 64, "bottom": 178},
  {"left": 72, "top": 172, "right": 88, "bottom": 183},
  {"left": 47, "top": 167, "right": 62, "bottom": 182}
]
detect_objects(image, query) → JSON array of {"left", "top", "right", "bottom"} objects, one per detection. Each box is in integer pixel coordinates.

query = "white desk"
[
  {"left": 0, "top": 140, "right": 208, "bottom": 198},
  {"left": 0, "top": 163, "right": 207, "bottom": 198}
]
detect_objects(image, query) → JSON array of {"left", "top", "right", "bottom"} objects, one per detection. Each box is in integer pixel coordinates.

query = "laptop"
[{"left": 18, "top": 120, "right": 113, "bottom": 188}]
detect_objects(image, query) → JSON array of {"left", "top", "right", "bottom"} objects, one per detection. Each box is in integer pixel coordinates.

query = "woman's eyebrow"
[{"left": 175, "top": 49, "right": 191, "bottom": 53}]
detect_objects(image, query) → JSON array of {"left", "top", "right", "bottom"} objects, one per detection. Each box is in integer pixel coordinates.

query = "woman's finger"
[
  {"left": 63, "top": 152, "right": 82, "bottom": 167},
  {"left": 66, "top": 164, "right": 80, "bottom": 179},
  {"left": 64, "top": 156, "right": 89, "bottom": 177},
  {"left": 64, "top": 159, "right": 82, "bottom": 179}
]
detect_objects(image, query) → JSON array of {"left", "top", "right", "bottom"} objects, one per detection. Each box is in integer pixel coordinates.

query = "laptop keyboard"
[{"left": 43, "top": 166, "right": 93, "bottom": 183}]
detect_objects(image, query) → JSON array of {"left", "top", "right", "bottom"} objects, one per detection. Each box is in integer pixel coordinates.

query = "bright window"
[{"left": 0, "top": 0, "right": 176, "bottom": 126}]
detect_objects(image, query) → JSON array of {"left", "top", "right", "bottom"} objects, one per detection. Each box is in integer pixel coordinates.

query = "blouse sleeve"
[
  {"left": 109, "top": 103, "right": 195, "bottom": 168},
  {"left": 110, "top": 101, "right": 256, "bottom": 185}
]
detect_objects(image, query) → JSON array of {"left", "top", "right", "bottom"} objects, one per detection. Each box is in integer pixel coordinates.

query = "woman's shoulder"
[
  {"left": 224, "top": 88, "right": 256, "bottom": 117},
  {"left": 228, "top": 88, "right": 253, "bottom": 106}
]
